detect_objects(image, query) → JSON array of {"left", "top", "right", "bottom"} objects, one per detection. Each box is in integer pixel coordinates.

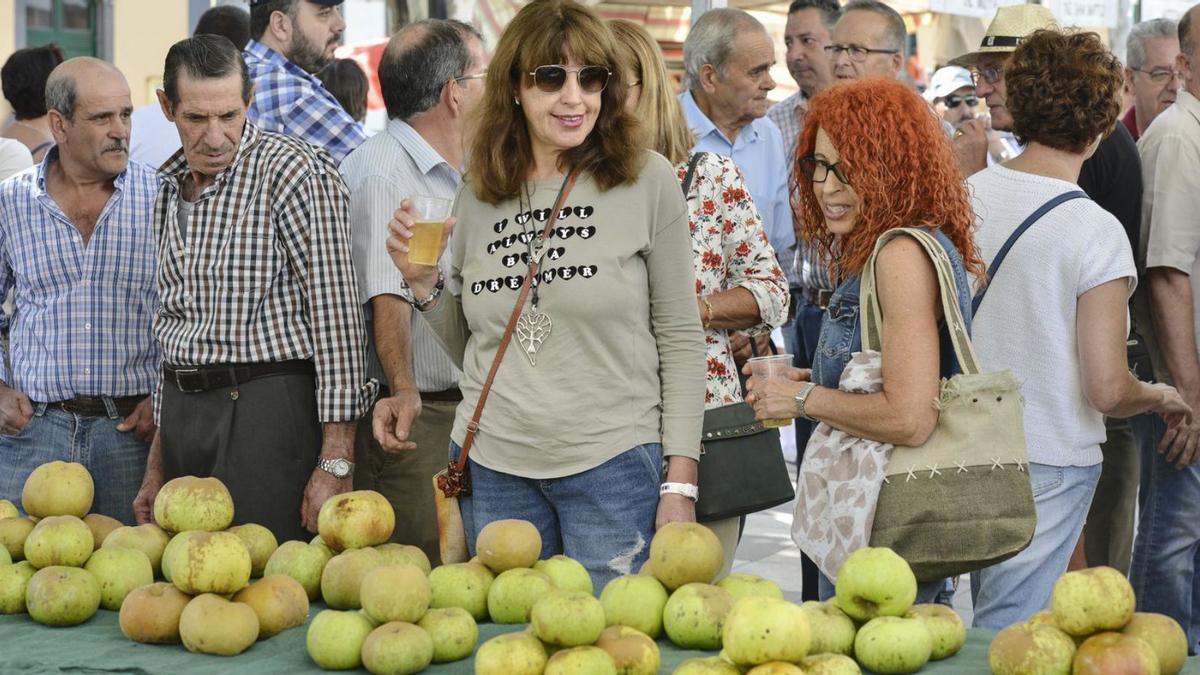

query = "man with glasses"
[
  {"left": 828, "top": 0, "right": 905, "bottom": 82},
  {"left": 1134, "top": 5, "right": 1200, "bottom": 650},
  {"left": 1123, "top": 18, "right": 1182, "bottom": 141},
  {"left": 680, "top": 9, "right": 795, "bottom": 281},
  {"left": 340, "top": 19, "right": 485, "bottom": 566},
  {"left": 924, "top": 66, "right": 977, "bottom": 131},
  {"left": 245, "top": 0, "right": 364, "bottom": 163}
]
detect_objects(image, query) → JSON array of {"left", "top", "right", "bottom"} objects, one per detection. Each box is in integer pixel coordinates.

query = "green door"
[{"left": 24, "top": 0, "right": 97, "bottom": 58}]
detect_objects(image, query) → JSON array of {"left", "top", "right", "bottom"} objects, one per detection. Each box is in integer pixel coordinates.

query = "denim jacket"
[{"left": 811, "top": 228, "right": 973, "bottom": 389}]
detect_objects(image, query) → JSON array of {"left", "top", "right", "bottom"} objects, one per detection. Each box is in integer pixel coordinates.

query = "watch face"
[{"left": 324, "top": 458, "right": 352, "bottom": 478}]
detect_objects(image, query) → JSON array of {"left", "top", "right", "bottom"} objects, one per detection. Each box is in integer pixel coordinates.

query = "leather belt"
[
  {"left": 164, "top": 360, "right": 314, "bottom": 394},
  {"left": 802, "top": 287, "right": 834, "bottom": 310},
  {"left": 420, "top": 387, "right": 463, "bottom": 403},
  {"left": 50, "top": 395, "right": 146, "bottom": 418}
]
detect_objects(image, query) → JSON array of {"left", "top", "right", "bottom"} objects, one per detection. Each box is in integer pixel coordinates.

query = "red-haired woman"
[{"left": 744, "top": 78, "right": 984, "bottom": 600}]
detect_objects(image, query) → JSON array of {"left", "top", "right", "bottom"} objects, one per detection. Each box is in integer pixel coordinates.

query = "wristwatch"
[
  {"left": 317, "top": 456, "right": 354, "bottom": 479},
  {"left": 659, "top": 481, "right": 699, "bottom": 501},
  {"left": 794, "top": 382, "right": 817, "bottom": 421}
]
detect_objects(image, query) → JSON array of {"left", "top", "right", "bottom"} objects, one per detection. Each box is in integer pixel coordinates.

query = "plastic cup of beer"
[
  {"left": 748, "top": 354, "right": 796, "bottom": 428},
  {"left": 407, "top": 195, "right": 452, "bottom": 267}
]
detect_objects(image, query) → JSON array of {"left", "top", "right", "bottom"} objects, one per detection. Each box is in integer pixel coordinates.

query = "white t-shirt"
[
  {"left": 129, "top": 103, "right": 181, "bottom": 170},
  {"left": 968, "top": 164, "right": 1135, "bottom": 467},
  {"left": 0, "top": 138, "right": 33, "bottom": 181}
]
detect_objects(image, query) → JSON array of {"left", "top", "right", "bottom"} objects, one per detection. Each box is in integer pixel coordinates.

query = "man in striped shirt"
[
  {"left": 340, "top": 20, "right": 484, "bottom": 565},
  {"left": 0, "top": 58, "right": 159, "bottom": 524},
  {"left": 132, "top": 35, "right": 374, "bottom": 543}
]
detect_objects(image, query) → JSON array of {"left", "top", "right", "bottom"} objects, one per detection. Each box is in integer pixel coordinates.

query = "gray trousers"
[
  {"left": 1083, "top": 415, "right": 1140, "bottom": 574},
  {"left": 160, "top": 371, "right": 321, "bottom": 544},
  {"left": 354, "top": 398, "right": 456, "bottom": 566}
]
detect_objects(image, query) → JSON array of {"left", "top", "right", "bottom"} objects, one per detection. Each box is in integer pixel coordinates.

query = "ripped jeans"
[{"left": 451, "top": 442, "right": 662, "bottom": 591}]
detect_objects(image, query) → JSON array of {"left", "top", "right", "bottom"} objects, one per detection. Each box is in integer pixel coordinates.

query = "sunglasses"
[
  {"left": 798, "top": 156, "right": 850, "bottom": 185},
  {"left": 944, "top": 94, "right": 979, "bottom": 109},
  {"left": 528, "top": 65, "right": 611, "bottom": 94}
]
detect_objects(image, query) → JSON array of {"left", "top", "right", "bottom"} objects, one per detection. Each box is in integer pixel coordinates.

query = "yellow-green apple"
[
  {"left": 306, "top": 609, "right": 375, "bottom": 669},
  {"left": 119, "top": 582, "right": 191, "bottom": 643},
  {"left": 22, "top": 461, "right": 93, "bottom": 518},
  {"left": 417, "top": 607, "right": 478, "bottom": 662},
  {"left": 531, "top": 590, "right": 607, "bottom": 646},
  {"left": 1122, "top": 612, "right": 1188, "bottom": 675},
  {"left": 662, "top": 582, "right": 733, "bottom": 650},
  {"left": 989, "top": 621, "right": 1076, "bottom": 675},
  {"left": 800, "top": 600, "right": 857, "bottom": 655},
  {"left": 25, "top": 565, "right": 101, "bottom": 626},
  {"left": 152, "top": 476, "right": 234, "bottom": 533},
  {"left": 648, "top": 522, "right": 724, "bottom": 591},
  {"left": 84, "top": 546, "right": 153, "bottom": 610},
  {"left": 475, "top": 519, "right": 541, "bottom": 573},
  {"left": 834, "top": 547, "right": 917, "bottom": 622},
  {"left": 599, "top": 574, "right": 669, "bottom": 638},
  {"left": 853, "top": 616, "right": 932, "bottom": 674},
  {"left": 905, "top": 603, "right": 966, "bottom": 659},
  {"left": 1051, "top": 566, "right": 1135, "bottom": 636}
]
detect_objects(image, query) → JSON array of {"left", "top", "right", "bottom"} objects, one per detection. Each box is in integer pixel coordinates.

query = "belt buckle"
[{"left": 172, "top": 368, "right": 203, "bottom": 393}]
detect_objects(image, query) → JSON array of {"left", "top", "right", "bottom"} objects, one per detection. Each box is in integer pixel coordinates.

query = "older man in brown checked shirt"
[{"left": 132, "top": 34, "right": 375, "bottom": 542}]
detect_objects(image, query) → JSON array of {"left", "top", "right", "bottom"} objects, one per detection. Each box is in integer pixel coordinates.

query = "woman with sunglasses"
[
  {"left": 610, "top": 19, "right": 789, "bottom": 578},
  {"left": 384, "top": 0, "right": 706, "bottom": 590},
  {"left": 743, "top": 78, "right": 985, "bottom": 600}
]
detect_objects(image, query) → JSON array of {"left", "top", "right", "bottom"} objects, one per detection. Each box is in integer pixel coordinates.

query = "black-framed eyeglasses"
[
  {"left": 528, "top": 65, "right": 611, "bottom": 93},
  {"left": 823, "top": 44, "right": 899, "bottom": 62},
  {"left": 971, "top": 66, "right": 1003, "bottom": 86},
  {"left": 1132, "top": 67, "right": 1183, "bottom": 84},
  {"left": 798, "top": 156, "right": 850, "bottom": 184},
  {"left": 944, "top": 94, "right": 979, "bottom": 109}
]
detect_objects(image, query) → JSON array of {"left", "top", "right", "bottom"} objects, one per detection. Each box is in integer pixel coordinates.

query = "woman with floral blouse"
[{"left": 611, "top": 19, "right": 789, "bottom": 575}]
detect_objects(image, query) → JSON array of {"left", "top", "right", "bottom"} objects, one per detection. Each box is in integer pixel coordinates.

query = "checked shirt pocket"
[{"left": 221, "top": 231, "right": 277, "bottom": 296}]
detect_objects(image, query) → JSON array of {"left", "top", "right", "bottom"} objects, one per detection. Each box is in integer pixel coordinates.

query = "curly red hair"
[{"left": 793, "top": 78, "right": 984, "bottom": 281}]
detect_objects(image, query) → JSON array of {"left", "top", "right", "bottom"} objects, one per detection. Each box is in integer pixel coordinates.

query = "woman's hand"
[
  {"left": 385, "top": 198, "right": 456, "bottom": 300},
  {"left": 743, "top": 364, "right": 811, "bottom": 422},
  {"left": 655, "top": 493, "right": 696, "bottom": 529}
]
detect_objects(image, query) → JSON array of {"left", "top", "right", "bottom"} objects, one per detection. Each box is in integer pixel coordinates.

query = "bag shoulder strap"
[
  {"left": 681, "top": 152, "right": 706, "bottom": 197},
  {"left": 452, "top": 171, "right": 579, "bottom": 474},
  {"left": 860, "top": 227, "right": 981, "bottom": 375},
  {"left": 971, "top": 190, "right": 1088, "bottom": 312}
]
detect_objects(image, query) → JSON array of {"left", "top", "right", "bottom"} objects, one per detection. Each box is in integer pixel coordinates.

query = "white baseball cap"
[{"left": 923, "top": 66, "right": 975, "bottom": 102}]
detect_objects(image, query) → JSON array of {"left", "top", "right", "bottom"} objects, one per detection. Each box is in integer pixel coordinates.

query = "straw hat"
[{"left": 948, "top": 4, "right": 1059, "bottom": 67}]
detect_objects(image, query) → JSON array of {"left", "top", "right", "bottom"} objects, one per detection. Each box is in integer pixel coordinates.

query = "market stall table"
[{"left": 2, "top": 605, "right": 1199, "bottom": 673}]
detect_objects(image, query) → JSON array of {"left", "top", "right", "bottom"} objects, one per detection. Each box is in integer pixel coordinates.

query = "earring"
[{"left": 514, "top": 97, "right": 521, "bottom": 106}]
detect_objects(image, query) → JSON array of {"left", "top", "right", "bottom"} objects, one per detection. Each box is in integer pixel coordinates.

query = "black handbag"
[
  {"left": 696, "top": 402, "right": 796, "bottom": 522},
  {"left": 681, "top": 152, "right": 796, "bottom": 523}
]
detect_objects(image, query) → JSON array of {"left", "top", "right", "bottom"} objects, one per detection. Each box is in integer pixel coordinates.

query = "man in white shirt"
[
  {"left": 1132, "top": 4, "right": 1200, "bottom": 652},
  {"left": 340, "top": 19, "right": 485, "bottom": 565}
]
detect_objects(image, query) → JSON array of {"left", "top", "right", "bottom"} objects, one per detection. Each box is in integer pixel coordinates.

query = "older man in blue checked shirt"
[
  {"left": 0, "top": 58, "right": 160, "bottom": 524},
  {"left": 244, "top": 0, "right": 365, "bottom": 163}
]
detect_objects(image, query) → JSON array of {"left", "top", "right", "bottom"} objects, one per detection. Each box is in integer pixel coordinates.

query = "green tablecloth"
[{"left": 1, "top": 605, "right": 1198, "bottom": 674}]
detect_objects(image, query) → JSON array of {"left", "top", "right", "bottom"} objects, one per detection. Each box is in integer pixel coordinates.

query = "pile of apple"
[
  {"left": 0, "top": 460, "right": 326, "bottom": 653},
  {"left": 990, "top": 566, "right": 1188, "bottom": 675}
]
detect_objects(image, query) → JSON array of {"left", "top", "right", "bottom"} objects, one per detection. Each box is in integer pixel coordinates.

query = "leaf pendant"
[{"left": 516, "top": 309, "right": 552, "bottom": 366}]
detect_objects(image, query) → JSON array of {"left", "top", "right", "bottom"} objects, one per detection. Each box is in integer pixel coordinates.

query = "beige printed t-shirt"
[{"left": 423, "top": 151, "right": 707, "bottom": 478}]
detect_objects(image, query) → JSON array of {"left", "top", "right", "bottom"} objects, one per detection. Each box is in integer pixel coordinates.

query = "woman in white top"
[{"left": 966, "top": 29, "right": 1190, "bottom": 630}]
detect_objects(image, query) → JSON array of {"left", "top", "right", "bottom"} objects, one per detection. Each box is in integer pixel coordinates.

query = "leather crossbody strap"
[
  {"left": 971, "top": 190, "right": 1088, "bottom": 313},
  {"left": 680, "top": 152, "right": 706, "bottom": 197},
  {"left": 451, "top": 170, "right": 579, "bottom": 476}
]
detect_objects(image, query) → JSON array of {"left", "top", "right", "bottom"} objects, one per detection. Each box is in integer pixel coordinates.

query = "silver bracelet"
[{"left": 411, "top": 272, "right": 445, "bottom": 311}]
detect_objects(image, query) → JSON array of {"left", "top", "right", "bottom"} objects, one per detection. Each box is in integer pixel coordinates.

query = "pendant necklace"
[{"left": 514, "top": 174, "right": 570, "bottom": 366}]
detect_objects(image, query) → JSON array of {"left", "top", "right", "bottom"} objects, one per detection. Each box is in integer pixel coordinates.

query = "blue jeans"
[
  {"left": 0, "top": 401, "right": 150, "bottom": 524},
  {"left": 1130, "top": 415, "right": 1200, "bottom": 654},
  {"left": 970, "top": 462, "right": 1102, "bottom": 629},
  {"left": 451, "top": 442, "right": 662, "bottom": 592},
  {"left": 792, "top": 298, "right": 825, "bottom": 457}
]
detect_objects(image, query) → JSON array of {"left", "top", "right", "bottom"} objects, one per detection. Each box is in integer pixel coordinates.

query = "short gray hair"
[
  {"left": 683, "top": 9, "right": 766, "bottom": 92},
  {"left": 1127, "top": 18, "right": 1177, "bottom": 68},
  {"left": 843, "top": 0, "right": 907, "bottom": 57},
  {"left": 44, "top": 69, "right": 78, "bottom": 121},
  {"left": 379, "top": 19, "right": 482, "bottom": 121}
]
